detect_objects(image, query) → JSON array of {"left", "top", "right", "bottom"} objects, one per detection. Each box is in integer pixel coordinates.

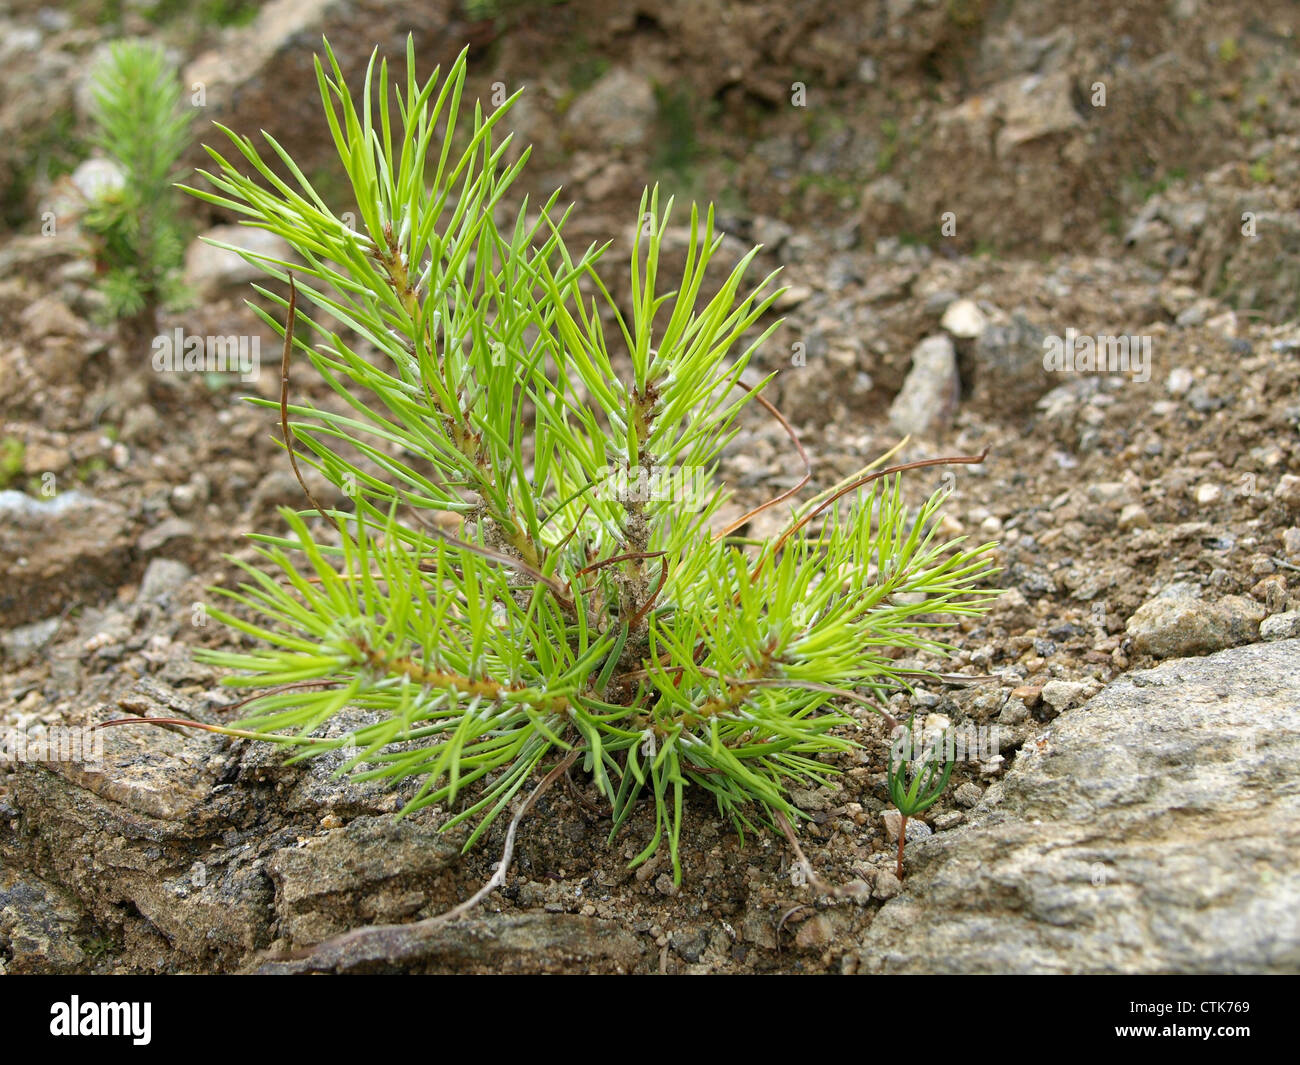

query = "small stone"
[
  {"left": 940, "top": 299, "right": 988, "bottom": 339},
  {"left": 1166, "top": 367, "right": 1194, "bottom": 396},
  {"left": 842, "top": 879, "right": 873, "bottom": 905},
  {"left": 565, "top": 67, "right": 656, "bottom": 149},
  {"left": 882, "top": 810, "right": 933, "bottom": 843},
  {"left": 775, "top": 285, "right": 813, "bottom": 311},
  {"left": 138, "top": 558, "right": 193, "bottom": 601},
  {"left": 1118, "top": 503, "right": 1151, "bottom": 530},
  {"left": 1194, "top": 483, "right": 1222, "bottom": 505},
  {"left": 924, "top": 289, "right": 960, "bottom": 314},
  {"left": 953, "top": 782, "right": 984, "bottom": 808},
  {"left": 1188, "top": 384, "right": 1225, "bottom": 413},
  {"left": 881, "top": 809, "right": 901, "bottom": 840},
  {"left": 794, "top": 914, "right": 834, "bottom": 950},
  {"left": 932, "top": 811, "right": 964, "bottom": 830},
  {"left": 70, "top": 157, "right": 125, "bottom": 201},
  {"left": 19, "top": 296, "right": 85, "bottom": 340},
  {"left": 872, "top": 870, "right": 903, "bottom": 899},
  {"left": 1040, "top": 680, "right": 1094, "bottom": 712},
  {"left": 654, "top": 874, "right": 679, "bottom": 897},
  {"left": 1282, "top": 528, "right": 1300, "bottom": 560},
  {"left": 184, "top": 225, "right": 294, "bottom": 299},
  {"left": 120, "top": 405, "right": 163, "bottom": 444},
  {"left": 1260, "top": 611, "right": 1300, "bottom": 640},
  {"left": 752, "top": 216, "right": 793, "bottom": 251},
  {"left": 137, "top": 519, "right": 196, "bottom": 554},
  {"left": 922, "top": 713, "right": 952, "bottom": 734},
  {"left": 1088, "top": 481, "right": 1132, "bottom": 506},
  {"left": 1251, "top": 575, "right": 1288, "bottom": 613},
  {"left": 1275, "top": 475, "right": 1300, "bottom": 510},
  {"left": 1, "top": 617, "right": 61, "bottom": 667},
  {"left": 171, "top": 483, "right": 201, "bottom": 513},
  {"left": 22, "top": 443, "right": 70, "bottom": 475},
  {"left": 789, "top": 787, "right": 829, "bottom": 812},
  {"left": 669, "top": 928, "right": 708, "bottom": 963},
  {"left": 889, "top": 335, "right": 959, "bottom": 437}
]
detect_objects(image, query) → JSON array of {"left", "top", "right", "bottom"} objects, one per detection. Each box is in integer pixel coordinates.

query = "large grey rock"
[
  {"left": 3, "top": 677, "right": 651, "bottom": 974},
  {"left": 252, "top": 912, "right": 645, "bottom": 975},
  {"left": 851, "top": 639, "right": 1300, "bottom": 974}
]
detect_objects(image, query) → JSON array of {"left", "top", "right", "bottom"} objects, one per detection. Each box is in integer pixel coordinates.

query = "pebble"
[
  {"left": 940, "top": 298, "right": 988, "bottom": 339},
  {"left": 137, "top": 518, "right": 195, "bottom": 554},
  {"left": 953, "top": 782, "right": 984, "bottom": 808},
  {"left": 794, "top": 915, "right": 834, "bottom": 950},
  {"left": 1088, "top": 481, "right": 1132, "bottom": 506},
  {"left": 882, "top": 811, "right": 934, "bottom": 843},
  {"left": 70, "top": 157, "right": 125, "bottom": 201},
  {"left": 1251, "top": 575, "right": 1288, "bottom": 613},
  {"left": 1276, "top": 474, "right": 1300, "bottom": 510},
  {"left": 1, "top": 617, "right": 61, "bottom": 667},
  {"left": 872, "top": 871, "right": 903, "bottom": 899},
  {"left": 1118, "top": 503, "right": 1151, "bottom": 530},
  {"left": 922, "top": 712, "right": 952, "bottom": 734},
  {"left": 1260, "top": 611, "right": 1300, "bottom": 640},
  {"left": 120, "top": 405, "right": 163, "bottom": 444},
  {"left": 1282, "top": 528, "right": 1300, "bottom": 559},
  {"left": 888, "top": 335, "right": 959, "bottom": 437},
  {"left": 138, "top": 558, "right": 193, "bottom": 601},
  {"left": 1040, "top": 679, "right": 1095, "bottom": 712},
  {"left": 1166, "top": 367, "right": 1195, "bottom": 396},
  {"left": 775, "top": 285, "right": 813, "bottom": 311},
  {"left": 1188, "top": 384, "right": 1225, "bottom": 413},
  {"left": 654, "top": 874, "right": 679, "bottom": 897},
  {"left": 18, "top": 296, "right": 85, "bottom": 340},
  {"left": 789, "top": 787, "right": 830, "bottom": 812},
  {"left": 1194, "top": 483, "right": 1222, "bottom": 505},
  {"left": 184, "top": 225, "right": 294, "bottom": 299}
]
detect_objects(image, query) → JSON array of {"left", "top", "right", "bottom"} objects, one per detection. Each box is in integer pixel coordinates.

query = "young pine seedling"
[
  {"left": 112, "top": 38, "right": 998, "bottom": 903},
  {"left": 887, "top": 726, "right": 956, "bottom": 878},
  {"left": 82, "top": 39, "right": 191, "bottom": 347}
]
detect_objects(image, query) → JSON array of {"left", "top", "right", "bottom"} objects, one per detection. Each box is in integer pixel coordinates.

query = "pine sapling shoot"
[
  {"left": 82, "top": 38, "right": 192, "bottom": 349},
  {"left": 103, "top": 38, "right": 1000, "bottom": 943},
  {"left": 887, "top": 726, "right": 956, "bottom": 878}
]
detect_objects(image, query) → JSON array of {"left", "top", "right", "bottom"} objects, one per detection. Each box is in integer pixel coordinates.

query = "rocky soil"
[{"left": 2, "top": 0, "right": 1299, "bottom": 973}]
